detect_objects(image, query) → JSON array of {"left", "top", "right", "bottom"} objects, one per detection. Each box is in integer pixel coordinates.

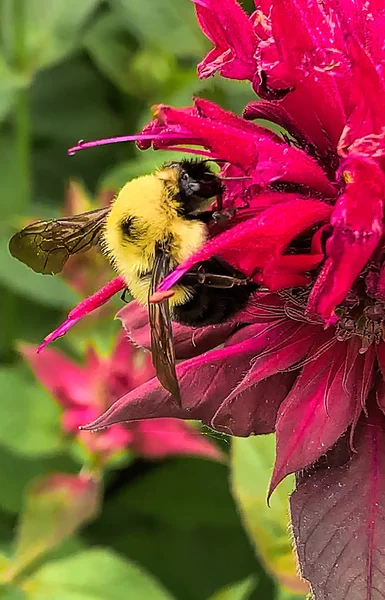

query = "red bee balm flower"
[
  {"left": 20, "top": 334, "right": 222, "bottom": 464},
  {"left": 41, "top": 0, "right": 385, "bottom": 596}
]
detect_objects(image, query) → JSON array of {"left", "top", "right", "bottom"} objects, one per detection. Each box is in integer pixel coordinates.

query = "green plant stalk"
[
  {"left": 14, "top": 87, "right": 31, "bottom": 212},
  {"left": 13, "top": 0, "right": 32, "bottom": 213}
]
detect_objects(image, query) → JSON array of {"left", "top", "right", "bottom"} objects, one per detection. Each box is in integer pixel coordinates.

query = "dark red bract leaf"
[
  {"left": 211, "top": 372, "right": 295, "bottom": 435},
  {"left": 291, "top": 406, "right": 385, "bottom": 600},
  {"left": 117, "top": 300, "right": 237, "bottom": 359},
  {"left": 83, "top": 330, "right": 269, "bottom": 435},
  {"left": 270, "top": 337, "right": 361, "bottom": 497}
]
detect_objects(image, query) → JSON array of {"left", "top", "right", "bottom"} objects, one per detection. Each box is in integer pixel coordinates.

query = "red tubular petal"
[
  {"left": 291, "top": 406, "right": 385, "bottom": 600},
  {"left": 243, "top": 100, "right": 314, "bottom": 149},
  {"left": 195, "top": 98, "right": 281, "bottom": 141},
  {"left": 196, "top": 0, "right": 256, "bottom": 59},
  {"left": 194, "top": 0, "right": 257, "bottom": 80},
  {"left": 271, "top": 0, "right": 346, "bottom": 148},
  {"left": 308, "top": 157, "right": 384, "bottom": 321},
  {"left": 338, "top": 34, "right": 385, "bottom": 154},
  {"left": 38, "top": 277, "right": 126, "bottom": 351},
  {"left": 159, "top": 105, "right": 336, "bottom": 195},
  {"left": 158, "top": 199, "right": 332, "bottom": 292}
]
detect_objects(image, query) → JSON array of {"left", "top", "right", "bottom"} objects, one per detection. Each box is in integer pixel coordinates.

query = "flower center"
[{"left": 279, "top": 263, "right": 385, "bottom": 353}]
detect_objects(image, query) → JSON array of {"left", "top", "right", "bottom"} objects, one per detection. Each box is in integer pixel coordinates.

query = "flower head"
[
  {"left": 62, "top": 0, "right": 385, "bottom": 595},
  {"left": 20, "top": 333, "right": 222, "bottom": 464}
]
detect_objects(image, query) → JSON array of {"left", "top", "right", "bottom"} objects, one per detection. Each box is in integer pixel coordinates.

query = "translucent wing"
[
  {"left": 149, "top": 243, "right": 181, "bottom": 404},
  {"left": 9, "top": 207, "right": 110, "bottom": 274}
]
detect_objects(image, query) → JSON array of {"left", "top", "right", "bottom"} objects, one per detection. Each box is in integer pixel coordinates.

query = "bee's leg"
[
  {"left": 120, "top": 288, "right": 130, "bottom": 303},
  {"left": 181, "top": 266, "right": 250, "bottom": 289},
  {"left": 187, "top": 208, "right": 235, "bottom": 225},
  {"left": 174, "top": 262, "right": 257, "bottom": 327}
]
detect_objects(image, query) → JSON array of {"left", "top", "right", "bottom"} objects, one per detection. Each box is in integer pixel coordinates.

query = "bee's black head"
[{"left": 164, "top": 159, "right": 223, "bottom": 215}]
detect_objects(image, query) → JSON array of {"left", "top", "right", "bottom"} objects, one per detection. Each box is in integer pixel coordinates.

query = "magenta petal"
[
  {"left": 195, "top": 97, "right": 281, "bottom": 141},
  {"left": 62, "top": 407, "right": 98, "bottom": 433},
  {"left": 270, "top": 0, "right": 346, "bottom": 147},
  {"left": 128, "top": 418, "right": 223, "bottom": 461},
  {"left": 107, "top": 331, "right": 155, "bottom": 391},
  {"left": 243, "top": 100, "right": 314, "bottom": 150},
  {"left": 117, "top": 301, "right": 237, "bottom": 359},
  {"left": 291, "top": 407, "right": 385, "bottom": 599},
  {"left": 158, "top": 106, "right": 336, "bottom": 195},
  {"left": 20, "top": 344, "right": 96, "bottom": 409},
  {"left": 338, "top": 34, "right": 385, "bottom": 153},
  {"left": 158, "top": 199, "right": 332, "bottom": 292},
  {"left": 308, "top": 157, "right": 384, "bottom": 321},
  {"left": 269, "top": 338, "right": 357, "bottom": 496},
  {"left": 194, "top": 0, "right": 256, "bottom": 81},
  {"left": 38, "top": 277, "right": 126, "bottom": 351}
]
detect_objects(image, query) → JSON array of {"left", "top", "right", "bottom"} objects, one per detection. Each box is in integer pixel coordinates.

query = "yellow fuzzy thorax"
[{"left": 103, "top": 169, "right": 207, "bottom": 306}]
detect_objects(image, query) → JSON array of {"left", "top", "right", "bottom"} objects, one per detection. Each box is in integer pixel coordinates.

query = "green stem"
[
  {"left": 12, "top": 0, "right": 31, "bottom": 212},
  {"left": 14, "top": 87, "right": 31, "bottom": 212},
  {"left": 13, "top": 0, "right": 26, "bottom": 69}
]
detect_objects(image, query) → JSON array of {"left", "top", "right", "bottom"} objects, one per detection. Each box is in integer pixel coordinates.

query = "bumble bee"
[{"left": 9, "top": 160, "right": 256, "bottom": 403}]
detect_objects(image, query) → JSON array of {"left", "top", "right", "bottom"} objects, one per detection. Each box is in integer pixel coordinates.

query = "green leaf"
[
  {"left": 209, "top": 577, "right": 256, "bottom": 600},
  {"left": 0, "top": 586, "right": 27, "bottom": 600},
  {"left": 83, "top": 13, "right": 134, "bottom": 95},
  {"left": 276, "top": 589, "right": 309, "bottom": 600},
  {"left": 8, "top": 474, "right": 100, "bottom": 578},
  {"left": 0, "top": 136, "right": 26, "bottom": 220},
  {"left": 31, "top": 57, "right": 123, "bottom": 145},
  {"left": 0, "top": 234, "right": 78, "bottom": 308},
  {"left": 111, "top": 0, "right": 206, "bottom": 57},
  {"left": 0, "top": 53, "right": 27, "bottom": 122},
  {"left": 231, "top": 437, "right": 308, "bottom": 595},
  {"left": 30, "top": 54, "right": 130, "bottom": 207},
  {"left": 24, "top": 549, "right": 175, "bottom": 600},
  {"left": 87, "top": 459, "right": 275, "bottom": 599},
  {"left": 20, "top": 0, "right": 101, "bottom": 72},
  {"left": 0, "top": 446, "right": 78, "bottom": 514},
  {"left": 0, "top": 366, "right": 62, "bottom": 457},
  {"left": 103, "top": 458, "right": 235, "bottom": 530}
]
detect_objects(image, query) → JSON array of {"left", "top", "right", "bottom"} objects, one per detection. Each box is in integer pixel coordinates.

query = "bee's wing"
[
  {"left": 149, "top": 243, "right": 181, "bottom": 404},
  {"left": 9, "top": 207, "right": 110, "bottom": 274}
]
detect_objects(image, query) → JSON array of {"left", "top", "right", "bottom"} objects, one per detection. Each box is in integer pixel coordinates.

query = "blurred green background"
[{"left": 0, "top": 1, "right": 308, "bottom": 599}]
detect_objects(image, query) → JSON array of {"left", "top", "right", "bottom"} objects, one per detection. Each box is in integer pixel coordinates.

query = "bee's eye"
[
  {"left": 120, "top": 216, "right": 134, "bottom": 237},
  {"left": 181, "top": 172, "right": 189, "bottom": 182}
]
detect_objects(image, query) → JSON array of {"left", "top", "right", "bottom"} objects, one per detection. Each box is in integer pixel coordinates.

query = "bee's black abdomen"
[{"left": 172, "top": 259, "right": 257, "bottom": 327}]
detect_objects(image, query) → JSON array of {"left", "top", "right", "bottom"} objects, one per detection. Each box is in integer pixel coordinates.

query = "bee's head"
[{"left": 163, "top": 159, "right": 223, "bottom": 215}]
